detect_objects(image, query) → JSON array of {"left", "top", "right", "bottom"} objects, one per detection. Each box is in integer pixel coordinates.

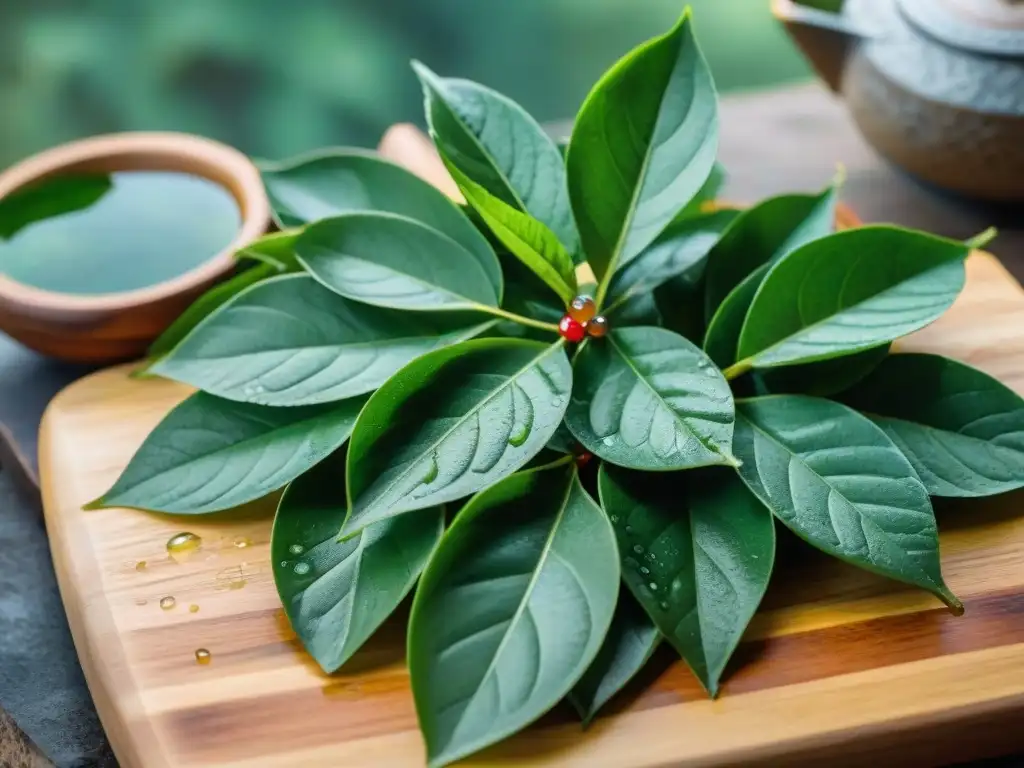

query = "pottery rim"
[{"left": 0, "top": 131, "right": 270, "bottom": 317}]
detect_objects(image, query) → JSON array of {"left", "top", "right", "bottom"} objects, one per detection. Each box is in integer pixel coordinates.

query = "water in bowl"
[{"left": 0, "top": 170, "right": 241, "bottom": 295}]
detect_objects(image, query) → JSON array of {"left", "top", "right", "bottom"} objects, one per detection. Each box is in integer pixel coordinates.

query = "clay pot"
[{"left": 0, "top": 133, "right": 271, "bottom": 362}]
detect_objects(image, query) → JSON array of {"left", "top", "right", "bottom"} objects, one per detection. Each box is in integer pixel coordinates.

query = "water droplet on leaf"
[
  {"left": 159, "top": 596, "right": 176, "bottom": 611},
  {"left": 293, "top": 562, "right": 311, "bottom": 576}
]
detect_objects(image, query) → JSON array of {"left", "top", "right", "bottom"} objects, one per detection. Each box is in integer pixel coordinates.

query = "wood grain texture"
[{"left": 40, "top": 127, "right": 1024, "bottom": 767}]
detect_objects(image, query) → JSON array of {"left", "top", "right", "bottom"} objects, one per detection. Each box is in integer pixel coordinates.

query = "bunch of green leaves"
[{"left": 89, "top": 8, "right": 1016, "bottom": 766}]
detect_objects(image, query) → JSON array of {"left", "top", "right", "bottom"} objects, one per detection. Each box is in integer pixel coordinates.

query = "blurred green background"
[{"left": 0, "top": 0, "right": 811, "bottom": 169}]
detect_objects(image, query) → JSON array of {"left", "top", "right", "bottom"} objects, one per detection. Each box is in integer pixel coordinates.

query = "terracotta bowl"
[{"left": 0, "top": 132, "right": 271, "bottom": 363}]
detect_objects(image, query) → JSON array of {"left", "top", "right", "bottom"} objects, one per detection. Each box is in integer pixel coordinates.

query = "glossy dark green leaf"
[
  {"left": 343, "top": 338, "right": 572, "bottom": 535},
  {"left": 599, "top": 464, "right": 774, "bottom": 695},
  {"left": 296, "top": 212, "right": 502, "bottom": 311},
  {"left": 0, "top": 174, "right": 112, "bottom": 239},
  {"left": 569, "top": 589, "right": 660, "bottom": 724},
  {"left": 606, "top": 209, "right": 738, "bottom": 309},
  {"left": 753, "top": 345, "right": 890, "bottom": 398},
  {"left": 702, "top": 190, "right": 839, "bottom": 369},
  {"left": 733, "top": 395, "right": 961, "bottom": 611},
  {"left": 272, "top": 453, "right": 443, "bottom": 673},
  {"left": 260, "top": 149, "right": 496, "bottom": 272},
  {"left": 413, "top": 62, "right": 579, "bottom": 258},
  {"left": 566, "top": 9, "right": 718, "bottom": 282},
  {"left": 565, "top": 327, "right": 737, "bottom": 470},
  {"left": 498, "top": 250, "right": 565, "bottom": 327},
  {"left": 445, "top": 158, "right": 576, "bottom": 304},
  {"left": 703, "top": 188, "right": 838, "bottom": 325},
  {"left": 409, "top": 463, "right": 618, "bottom": 768},
  {"left": 85, "top": 392, "right": 363, "bottom": 514},
  {"left": 840, "top": 354, "right": 1024, "bottom": 497},
  {"left": 677, "top": 161, "right": 726, "bottom": 221},
  {"left": 734, "top": 227, "right": 970, "bottom": 371},
  {"left": 148, "top": 262, "right": 278, "bottom": 358},
  {"left": 152, "top": 274, "right": 493, "bottom": 406},
  {"left": 235, "top": 229, "right": 301, "bottom": 272}
]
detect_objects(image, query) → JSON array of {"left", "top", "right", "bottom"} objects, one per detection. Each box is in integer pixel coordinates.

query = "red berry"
[
  {"left": 567, "top": 295, "right": 596, "bottom": 324},
  {"left": 574, "top": 451, "right": 593, "bottom": 469},
  {"left": 587, "top": 316, "right": 609, "bottom": 338},
  {"left": 558, "top": 314, "right": 586, "bottom": 342}
]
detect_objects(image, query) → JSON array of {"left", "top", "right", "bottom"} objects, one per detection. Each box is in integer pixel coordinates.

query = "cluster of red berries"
[{"left": 558, "top": 296, "right": 608, "bottom": 342}]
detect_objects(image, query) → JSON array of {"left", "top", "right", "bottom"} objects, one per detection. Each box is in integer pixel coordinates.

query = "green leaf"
[
  {"left": 599, "top": 464, "right": 774, "bottom": 695},
  {"left": 413, "top": 62, "right": 580, "bottom": 259},
  {"left": 235, "top": 229, "right": 301, "bottom": 272},
  {"left": 498, "top": 251, "right": 565, "bottom": 327},
  {"left": 296, "top": 212, "right": 502, "bottom": 311},
  {"left": 343, "top": 338, "right": 572, "bottom": 535},
  {"left": 408, "top": 463, "right": 619, "bottom": 768},
  {"left": 152, "top": 274, "right": 493, "bottom": 406},
  {"left": 673, "top": 161, "right": 726, "bottom": 222},
  {"left": 733, "top": 395, "right": 961, "bottom": 612},
  {"left": 733, "top": 227, "right": 970, "bottom": 372},
  {"left": 260, "top": 149, "right": 496, "bottom": 271},
  {"left": 147, "top": 262, "right": 278, "bottom": 359},
  {"left": 272, "top": 452, "right": 443, "bottom": 673},
  {"left": 85, "top": 392, "right": 363, "bottom": 514},
  {"left": 444, "top": 158, "right": 576, "bottom": 305},
  {"left": 703, "top": 188, "right": 838, "bottom": 324},
  {"left": 0, "top": 174, "right": 112, "bottom": 239},
  {"left": 569, "top": 588, "right": 660, "bottom": 724},
  {"left": 567, "top": 9, "right": 718, "bottom": 284},
  {"left": 606, "top": 209, "right": 738, "bottom": 308},
  {"left": 565, "top": 327, "right": 737, "bottom": 470},
  {"left": 702, "top": 190, "right": 839, "bottom": 368},
  {"left": 753, "top": 344, "right": 890, "bottom": 398},
  {"left": 839, "top": 354, "right": 1024, "bottom": 497}
]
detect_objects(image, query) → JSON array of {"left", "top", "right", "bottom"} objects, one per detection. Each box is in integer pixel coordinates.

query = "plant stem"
[
  {"left": 473, "top": 305, "right": 561, "bottom": 334},
  {"left": 723, "top": 358, "right": 753, "bottom": 381}
]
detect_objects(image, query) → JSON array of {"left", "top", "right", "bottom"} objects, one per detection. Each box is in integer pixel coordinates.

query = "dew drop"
[
  {"left": 420, "top": 454, "right": 439, "bottom": 485},
  {"left": 659, "top": 601, "right": 669, "bottom": 611},
  {"left": 640, "top": 566, "right": 650, "bottom": 575},
  {"left": 189, "top": 604, "right": 200, "bottom": 613},
  {"left": 166, "top": 532, "right": 202, "bottom": 563},
  {"left": 159, "top": 596, "right": 176, "bottom": 611},
  {"left": 632, "top": 544, "right": 644, "bottom": 555},
  {"left": 194, "top": 648, "right": 212, "bottom": 665},
  {"left": 288, "top": 544, "right": 304, "bottom": 556},
  {"left": 134, "top": 560, "right": 147, "bottom": 572},
  {"left": 508, "top": 388, "right": 535, "bottom": 447},
  {"left": 232, "top": 536, "right": 252, "bottom": 549},
  {"left": 610, "top": 514, "right": 619, "bottom": 523},
  {"left": 648, "top": 582, "right": 659, "bottom": 592},
  {"left": 625, "top": 525, "right": 633, "bottom": 534},
  {"left": 215, "top": 566, "right": 247, "bottom": 591},
  {"left": 280, "top": 560, "right": 289, "bottom": 568},
  {"left": 293, "top": 562, "right": 311, "bottom": 576},
  {"left": 647, "top": 552, "right": 656, "bottom": 562},
  {"left": 602, "top": 436, "right": 615, "bottom": 447},
  {"left": 550, "top": 395, "right": 563, "bottom": 408}
]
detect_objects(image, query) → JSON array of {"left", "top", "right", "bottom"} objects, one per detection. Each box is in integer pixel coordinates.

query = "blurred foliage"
[{"left": 0, "top": 0, "right": 810, "bottom": 169}]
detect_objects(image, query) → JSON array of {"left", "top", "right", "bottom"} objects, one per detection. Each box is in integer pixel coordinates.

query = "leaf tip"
[
  {"left": 832, "top": 162, "right": 847, "bottom": 189},
  {"left": 939, "top": 588, "right": 965, "bottom": 617},
  {"left": 82, "top": 496, "right": 107, "bottom": 511},
  {"left": 965, "top": 227, "right": 997, "bottom": 251}
]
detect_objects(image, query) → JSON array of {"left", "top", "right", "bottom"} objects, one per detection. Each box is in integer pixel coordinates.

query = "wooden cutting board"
[{"left": 40, "top": 130, "right": 1024, "bottom": 767}]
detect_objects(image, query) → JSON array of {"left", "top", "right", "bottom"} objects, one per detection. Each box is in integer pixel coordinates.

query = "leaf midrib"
[
  {"left": 356, "top": 342, "right": 565, "bottom": 516},
  {"left": 440, "top": 471, "right": 576, "bottom": 758},
  {"left": 866, "top": 411, "right": 1024, "bottom": 466},
  {"left": 111, "top": 409, "right": 346, "bottom": 498},
  {"left": 608, "top": 334, "right": 728, "bottom": 462},
  {"left": 741, "top": 259, "right": 961, "bottom": 366},
  {"left": 737, "top": 410, "right": 940, "bottom": 589}
]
